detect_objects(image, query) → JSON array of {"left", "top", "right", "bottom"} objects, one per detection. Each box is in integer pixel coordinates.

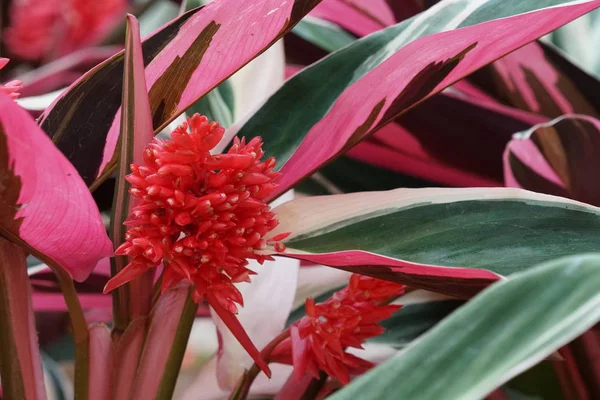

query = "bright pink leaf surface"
[
  {"left": 0, "top": 92, "right": 112, "bottom": 281},
  {"left": 272, "top": 1, "right": 600, "bottom": 199},
  {"left": 311, "top": 0, "right": 395, "bottom": 36},
  {"left": 88, "top": 324, "right": 112, "bottom": 400}
]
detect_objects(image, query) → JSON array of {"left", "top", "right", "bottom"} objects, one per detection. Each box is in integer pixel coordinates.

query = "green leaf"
[
  {"left": 187, "top": 81, "right": 235, "bottom": 128},
  {"left": 291, "top": 16, "right": 356, "bottom": 53},
  {"left": 330, "top": 253, "right": 600, "bottom": 400},
  {"left": 372, "top": 300, "right": 463, "bottom": 348},
  {"left": 295, "top": 156, "right": 437, "bottom": 195}
]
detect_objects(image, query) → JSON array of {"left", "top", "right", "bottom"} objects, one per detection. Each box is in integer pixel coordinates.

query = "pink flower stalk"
[
  {"left": 4, "top": 0, "right": 125, "bottom": 61},
  {"left": 0, "top": 58, "right": 22, "bottom": 99},
  {"left": 273, "top": 275, "right": 405, "bottom": 384}
]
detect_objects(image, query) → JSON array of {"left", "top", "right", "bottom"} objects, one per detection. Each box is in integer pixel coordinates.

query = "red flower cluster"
[
  {"left": 274, "top": 274, "right": 405, "bottom": 384},
  {"left": 104, "top": 114, "right": 288, "bottom": 315},
  {"left": 0, "top": 59, "right": 22, "bottom": 100},
  {"left": 4, "top": 0, "right": 125, "bottom": 61}
]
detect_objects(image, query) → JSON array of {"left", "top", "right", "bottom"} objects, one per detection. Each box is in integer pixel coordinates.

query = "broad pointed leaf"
[
  {"left": 330, "top": 253, "right": 600, "bottom": 400},
  {"left": 40, "top": 0, "right": 323, "bottom": 188},
  {"left": 504, "top": 114, "right": 600, "bottom": 206},
  {"left": 271, "top": 188, "right": 600, "bottom": 296},
  {"left": 235, "top": 0, "right": 600, "bottom": 201},
  {"left": 0, "top": 92, "right": 112, "bottom": 281}
]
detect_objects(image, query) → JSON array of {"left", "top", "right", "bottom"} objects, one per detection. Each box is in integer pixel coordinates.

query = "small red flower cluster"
[
  {"left": 5, "top": 0, "right": 125, "bottom": 61},
  {"left": 0, "top": 59, "right": 22, "bottom": 100},
  {"left": 104, "top": 114, "right": 288, "bottom": 313},
  {"left": 275, "top": 274, "right": 405, "bottom": 384}
]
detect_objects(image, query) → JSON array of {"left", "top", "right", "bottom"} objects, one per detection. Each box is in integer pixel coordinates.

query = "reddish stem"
[{"left": 229, "top": 329, "right": 291, "bottom": 400}]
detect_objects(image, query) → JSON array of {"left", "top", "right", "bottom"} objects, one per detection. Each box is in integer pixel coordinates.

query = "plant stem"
[
  {"left": 229, "top": 329, "right": 291, "bottom": 400},
  {"left": 54, "top": 267, "right": 90, "bottom": 400},
  {"left": 0, "top": 238, "right": 47, "bottom": 399}
]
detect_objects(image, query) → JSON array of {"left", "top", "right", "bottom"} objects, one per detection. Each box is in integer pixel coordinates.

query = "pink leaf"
[
  {"left": 130, "top": 284, "right": 196, "bottom": 399},
  {"left": 311, "top": 0, "right": 395, "bottom": 36},
  {"left": 88, "top": 324, "right": 112, "bottom": 400},
  {"left": 0, "top": 92, "right": 112, "bottom": 281},
  {"left": 271, "top": 1, "right": 600, "bottom": 199},
  {"left": 111, "top": 317, "right": 147, "bottom": 400}
]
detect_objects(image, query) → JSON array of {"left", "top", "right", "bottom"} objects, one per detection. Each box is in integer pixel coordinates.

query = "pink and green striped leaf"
[
  {"left": 330, "top": 253, "right": 600, "bottom": 400},
  {"left": 39, "top": 0, "right": 323, "bottom": 188},
  {"left": 270, "top": 188, "right": 600, "bottom": 297},
  {"left": 236, "top": 0, "right": 600, "bottom": 201},
  {"left": 504, "top": 114, "right": 600, "bottom": 206},
  {"left": 0, "top": 92, "right": 112, "bottom": 281}
]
